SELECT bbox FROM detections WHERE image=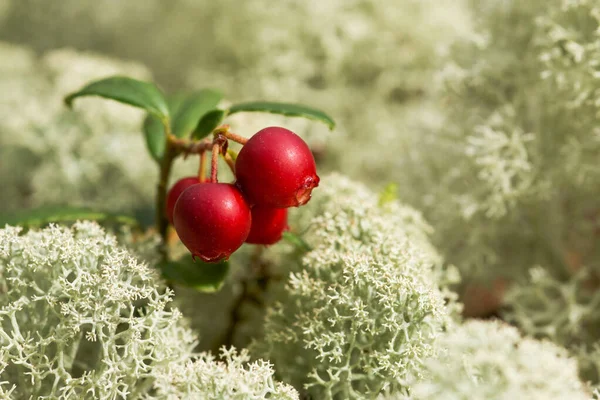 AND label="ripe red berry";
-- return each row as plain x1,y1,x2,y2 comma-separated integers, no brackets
166,176,202,224
235,126,320,208
246,207,289,245
173,183,251,262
